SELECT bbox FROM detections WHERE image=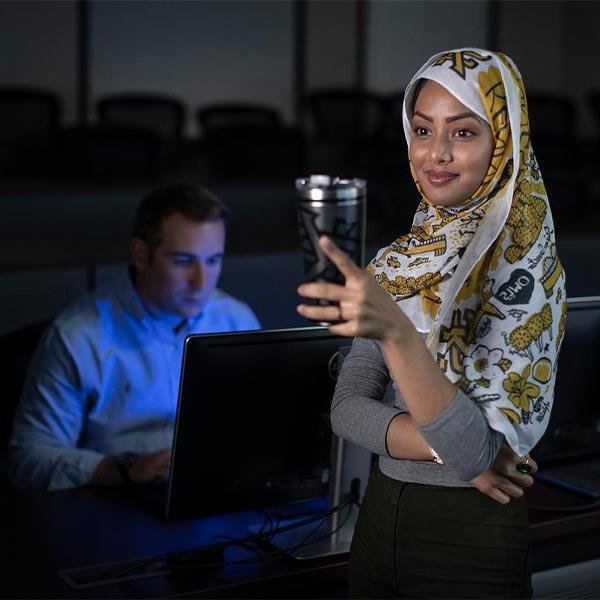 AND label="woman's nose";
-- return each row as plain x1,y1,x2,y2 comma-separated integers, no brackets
429,135,452,163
